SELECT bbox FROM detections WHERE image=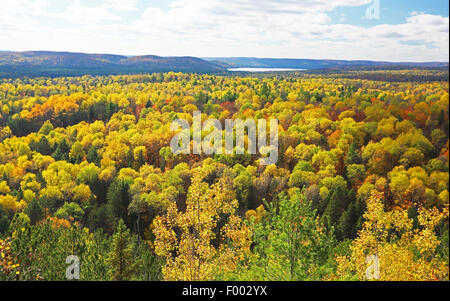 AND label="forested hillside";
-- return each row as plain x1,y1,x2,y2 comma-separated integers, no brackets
205,57,449,70
0,52,226,78
0,71,448,281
